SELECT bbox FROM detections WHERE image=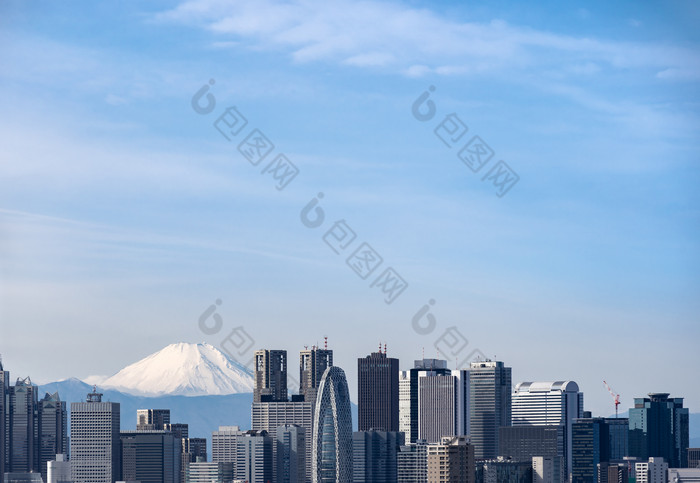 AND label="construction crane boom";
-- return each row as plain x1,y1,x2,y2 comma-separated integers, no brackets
603,380,621,418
